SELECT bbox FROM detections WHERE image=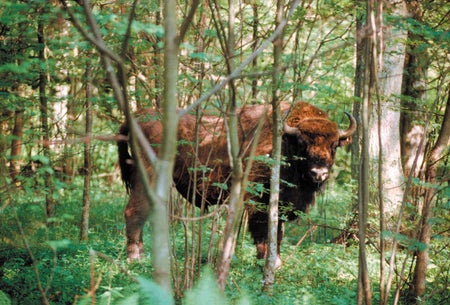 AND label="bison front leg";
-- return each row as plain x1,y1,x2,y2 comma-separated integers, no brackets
248,211,284,269
124,193,150,260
